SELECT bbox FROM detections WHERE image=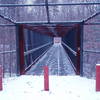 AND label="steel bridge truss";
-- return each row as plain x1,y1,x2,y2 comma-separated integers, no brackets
0,1,100,76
